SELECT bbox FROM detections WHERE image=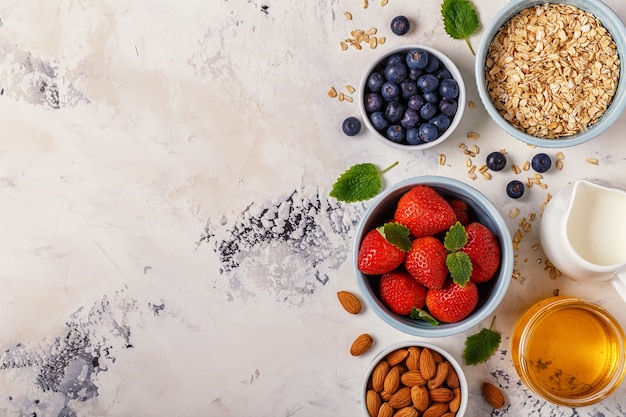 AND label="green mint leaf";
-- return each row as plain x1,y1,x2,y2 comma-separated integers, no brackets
377,222,412,252
444,221,467,252
463,317,501,365
441,0,480,55
410,308,440,326
329,161,398,202
446,251,472,286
